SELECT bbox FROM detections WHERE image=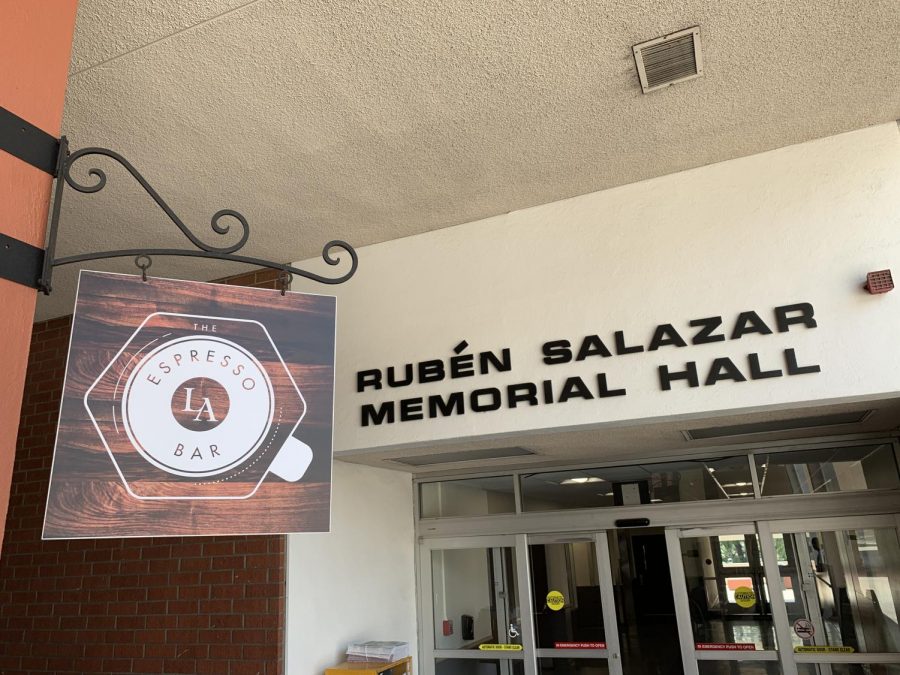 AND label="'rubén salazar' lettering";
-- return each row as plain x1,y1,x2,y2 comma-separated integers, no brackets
541,302,816,364
356,340,511,392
